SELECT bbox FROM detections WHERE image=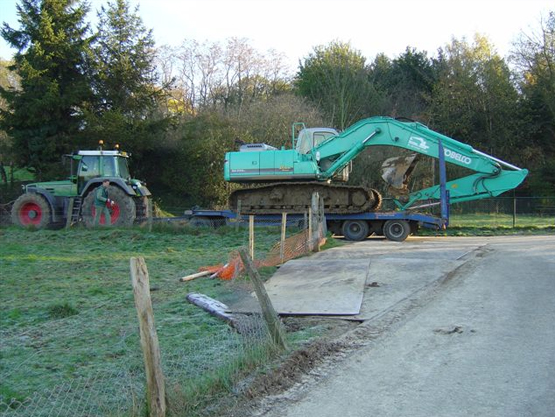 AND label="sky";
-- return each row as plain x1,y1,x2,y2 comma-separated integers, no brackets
0,0,553,70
